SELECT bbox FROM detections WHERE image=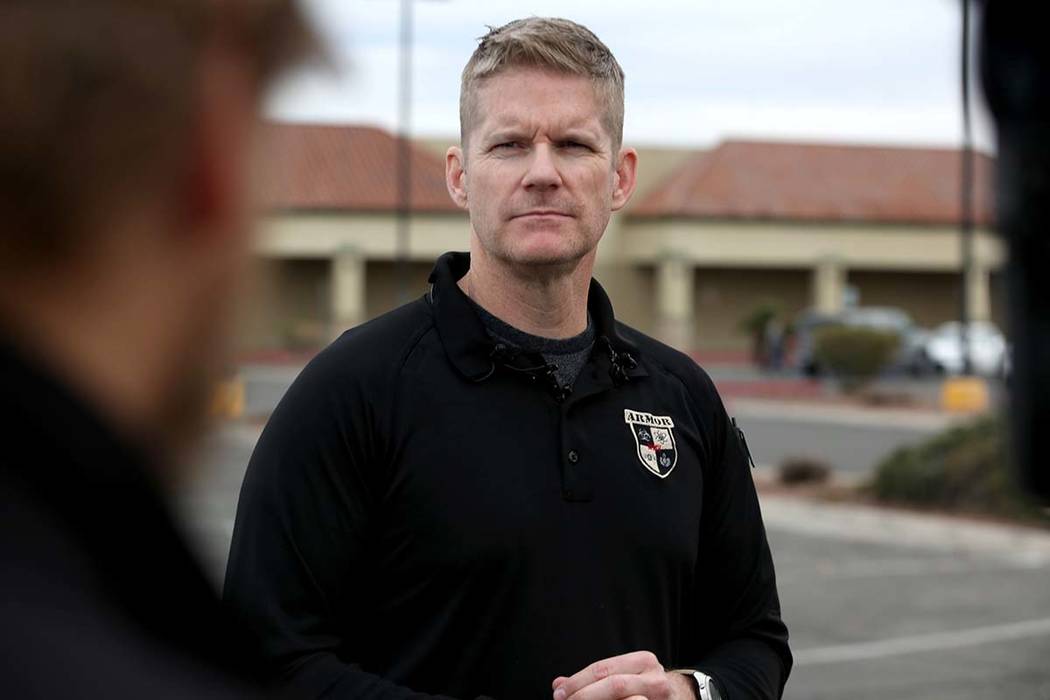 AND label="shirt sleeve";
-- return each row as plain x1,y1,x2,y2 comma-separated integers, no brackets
681,371,793,699
221,350,462,700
